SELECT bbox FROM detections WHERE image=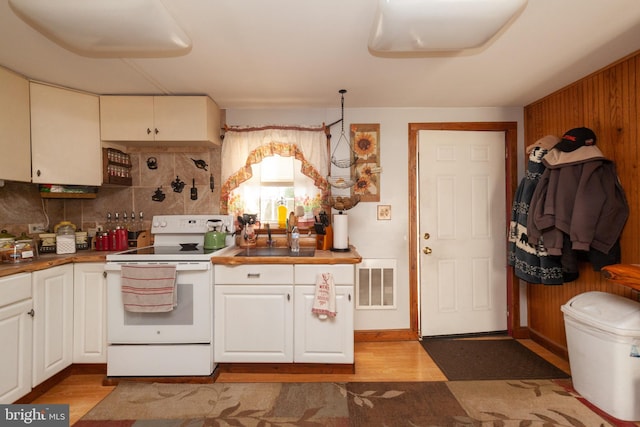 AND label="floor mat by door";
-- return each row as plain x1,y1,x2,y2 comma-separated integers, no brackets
420,338,571,381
